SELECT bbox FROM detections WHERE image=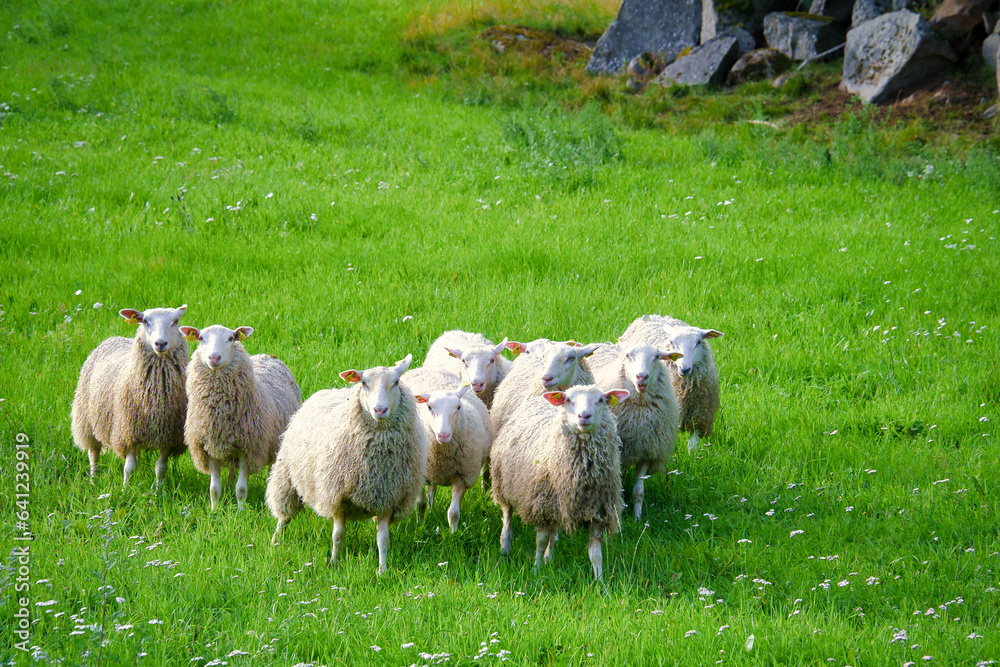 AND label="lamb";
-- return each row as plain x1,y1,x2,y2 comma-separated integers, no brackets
265,355,426,575
422,330,512,409
489,341,600,438
401,366,492,533
490,384,630,580
71,304,190,488
620,315,724,452
589,342,683,520
180,325,301,510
